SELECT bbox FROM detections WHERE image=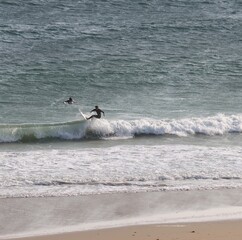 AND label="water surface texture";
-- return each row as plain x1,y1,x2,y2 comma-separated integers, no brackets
0,0,242,198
